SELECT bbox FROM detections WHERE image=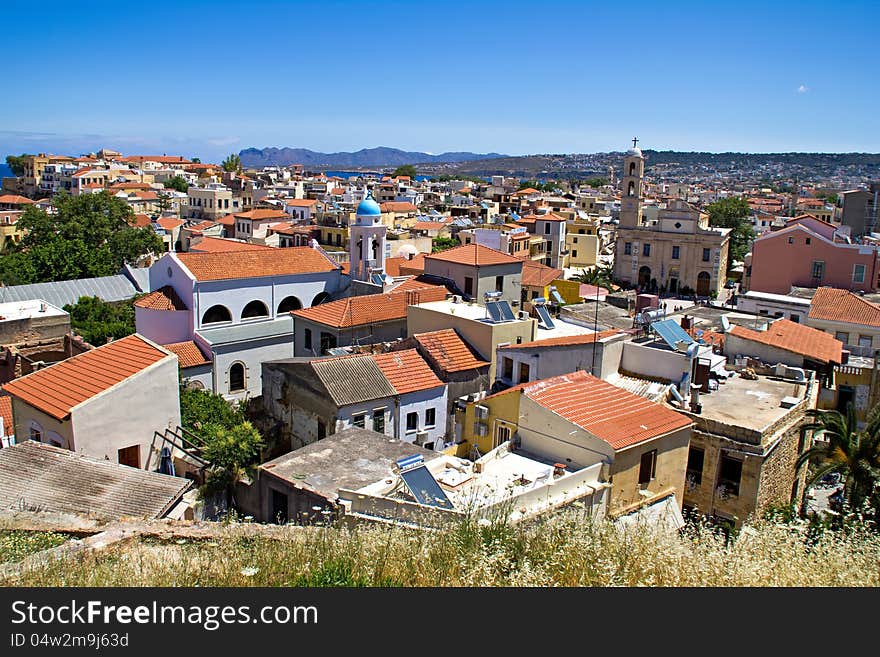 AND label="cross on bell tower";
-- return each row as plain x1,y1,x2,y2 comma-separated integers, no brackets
619,139,645,229
632,137,639,149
